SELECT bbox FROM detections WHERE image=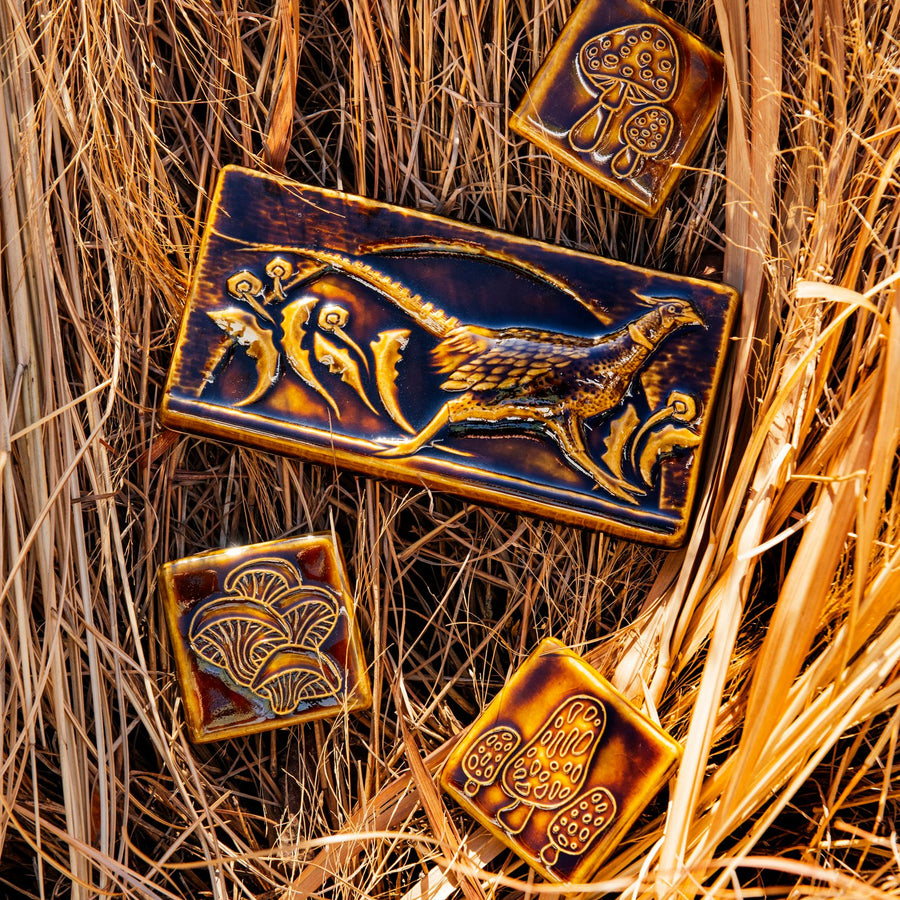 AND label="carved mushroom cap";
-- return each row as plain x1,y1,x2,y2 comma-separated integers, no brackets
501,695,606,810
272,587,340,650
461,725,522,792
621,104,675,157
542,786,617,865
579,24,678,104
222,557,302,605
189,598,290,687
251,645,342,715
